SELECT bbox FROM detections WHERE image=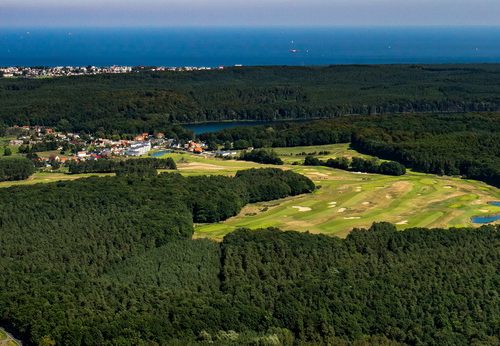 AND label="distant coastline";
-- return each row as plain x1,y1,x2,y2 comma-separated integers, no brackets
0,65,219,78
